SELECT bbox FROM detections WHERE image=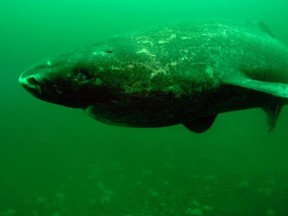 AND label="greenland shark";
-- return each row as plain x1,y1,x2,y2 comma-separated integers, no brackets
19,21,288,133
